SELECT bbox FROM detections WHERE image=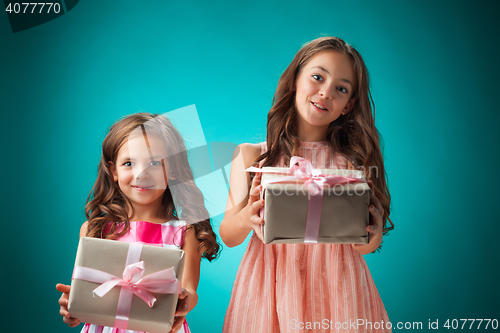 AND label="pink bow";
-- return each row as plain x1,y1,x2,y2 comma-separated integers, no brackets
288,156,364,194
88,261,180,306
